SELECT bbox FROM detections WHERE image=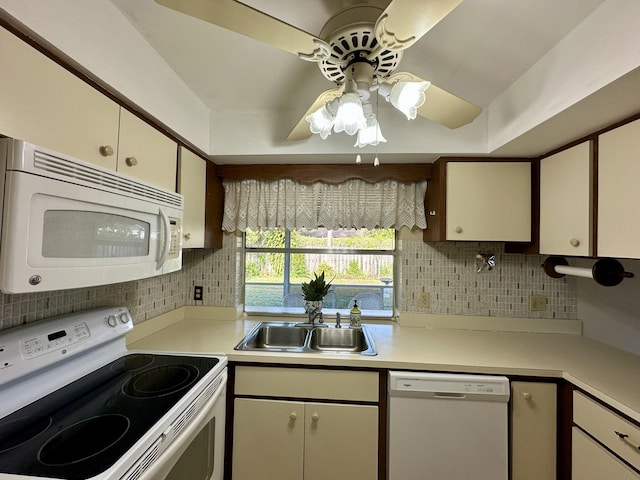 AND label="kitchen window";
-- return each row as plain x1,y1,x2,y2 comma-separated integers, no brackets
244,228,395,317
